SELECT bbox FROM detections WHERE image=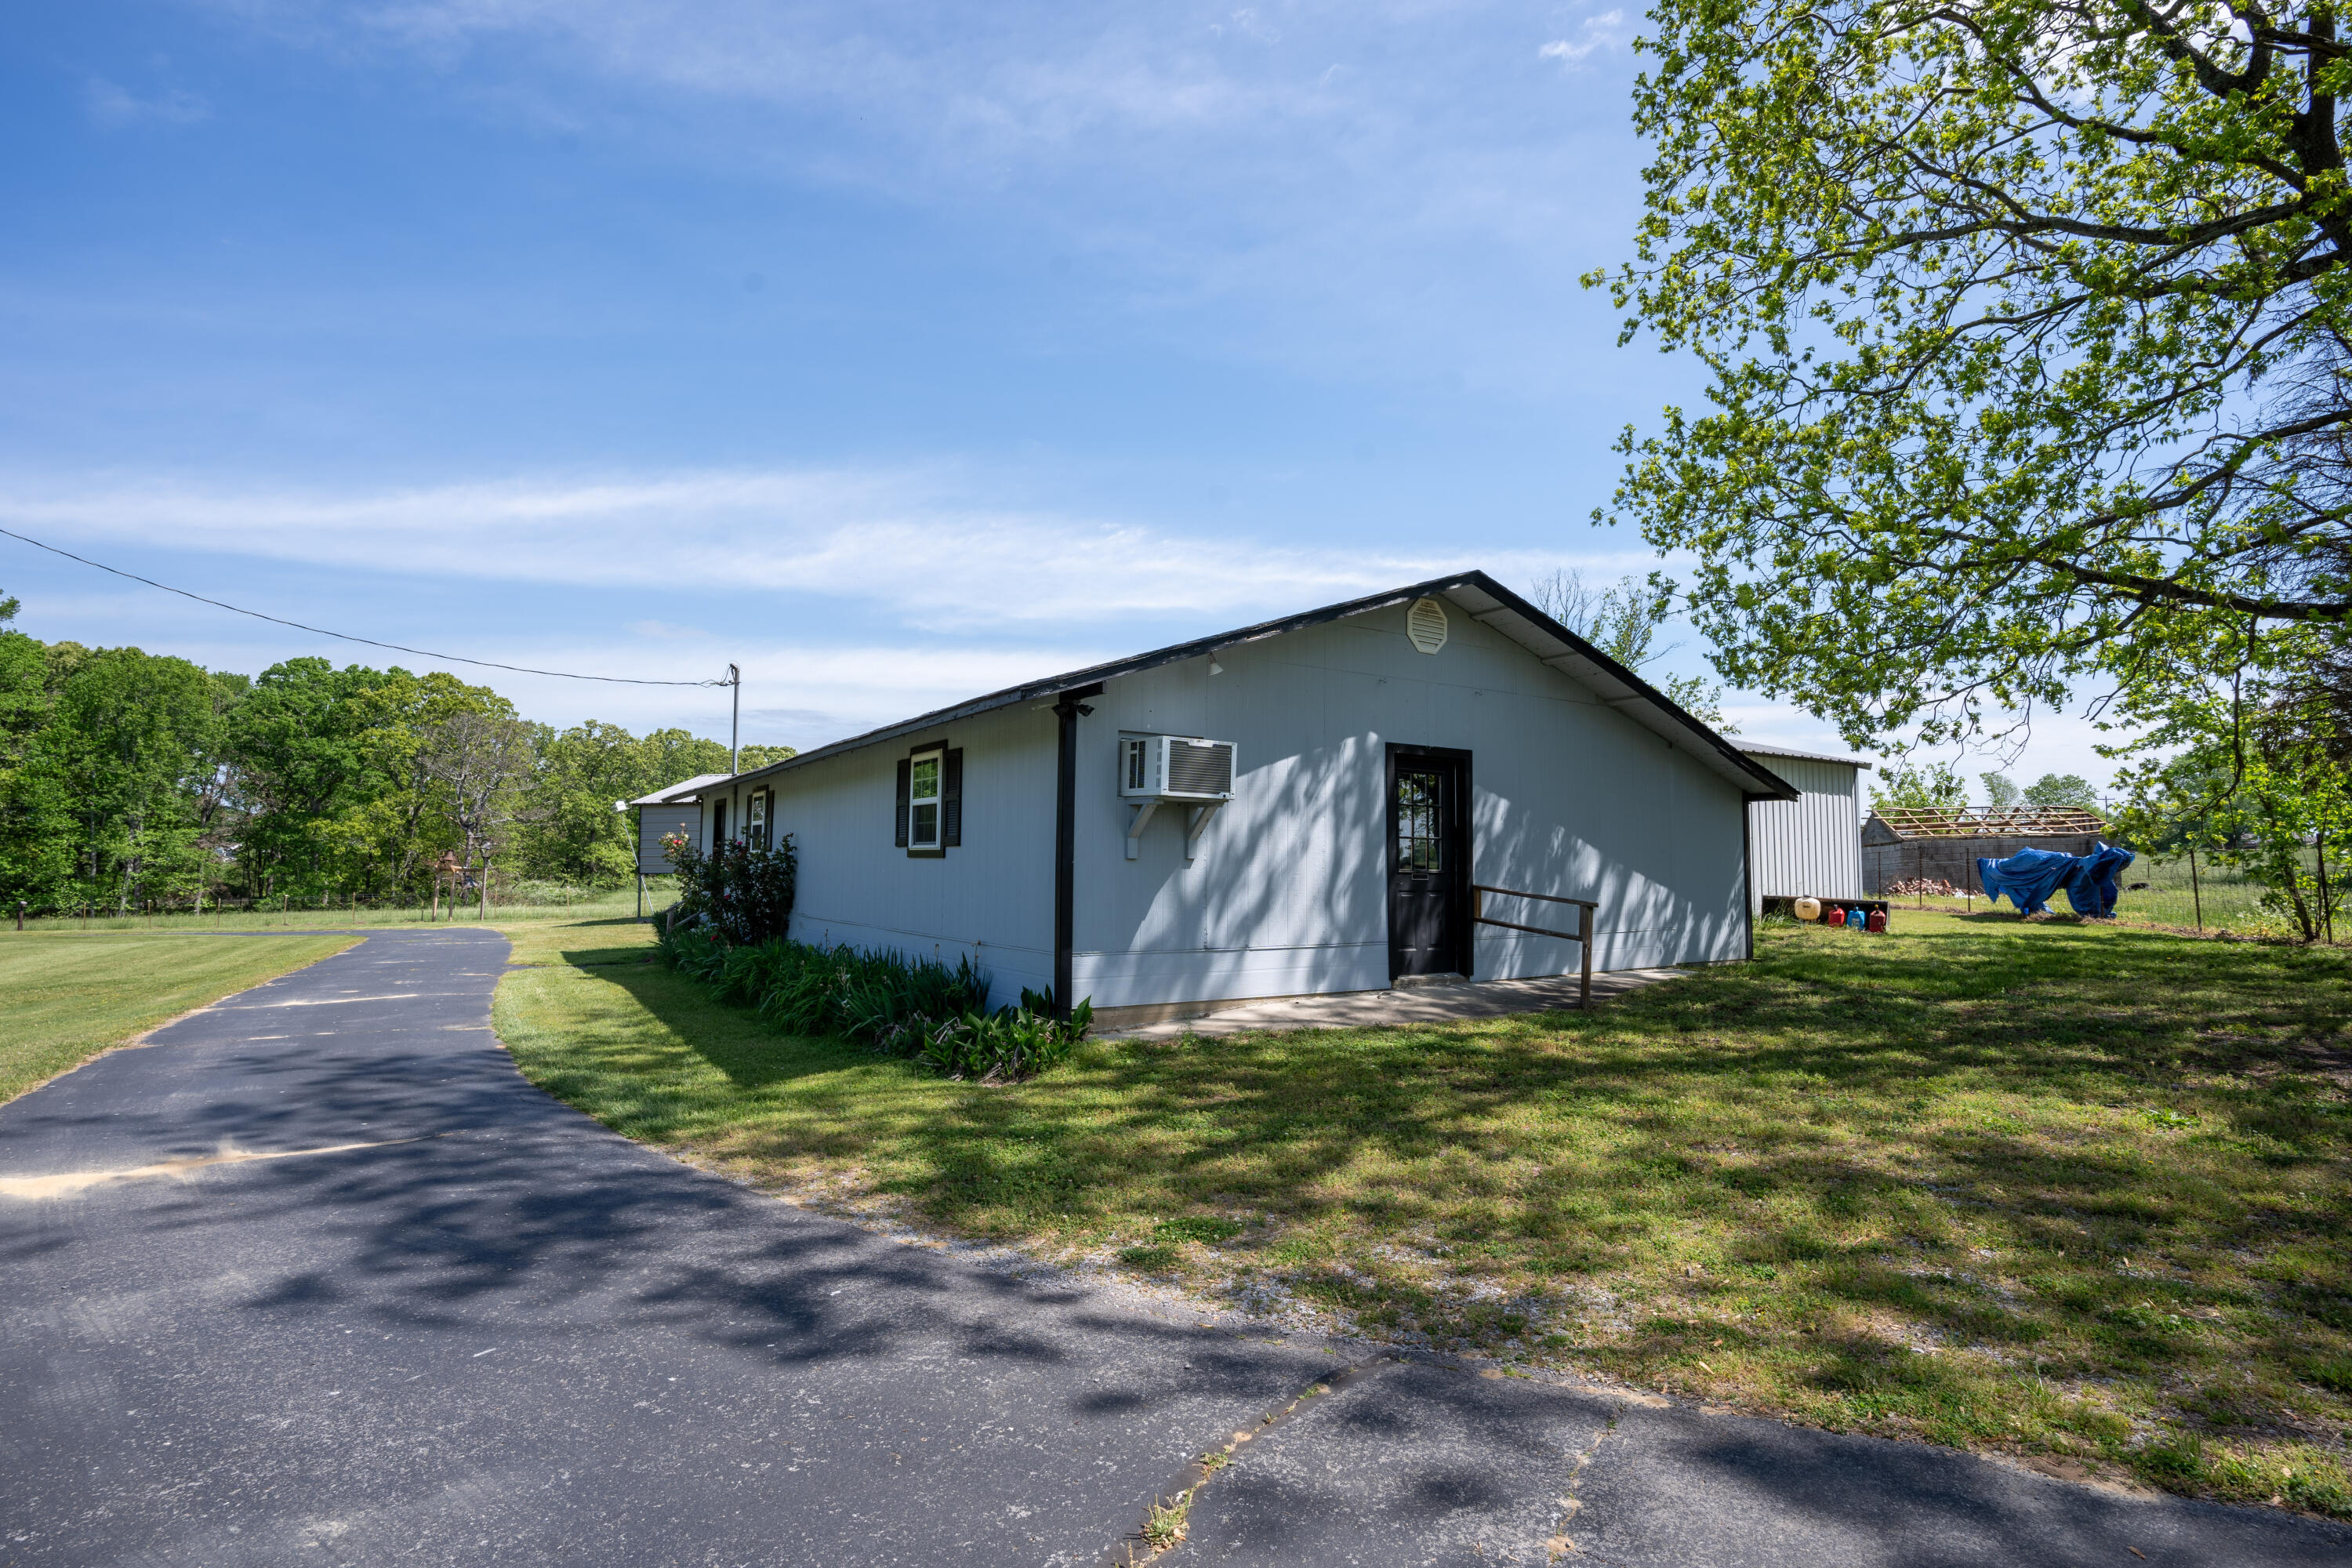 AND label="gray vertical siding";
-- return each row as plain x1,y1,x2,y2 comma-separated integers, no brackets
692,600,1756,1014
1069,604,1751,1009
1744,755,1864,906
700,703,1059,1010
